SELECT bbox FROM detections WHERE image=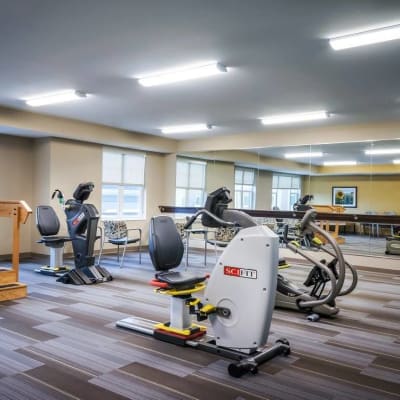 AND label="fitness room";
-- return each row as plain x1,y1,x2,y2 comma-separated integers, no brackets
0,2,399,399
